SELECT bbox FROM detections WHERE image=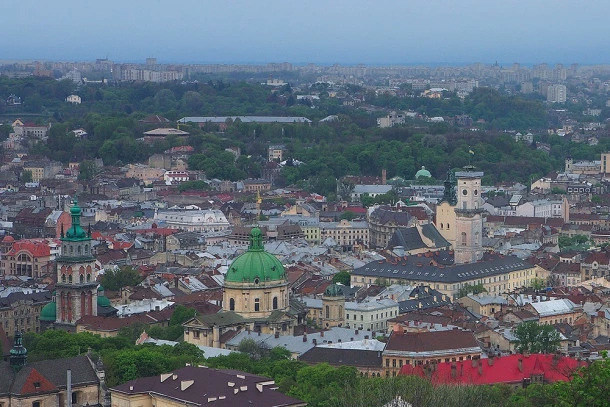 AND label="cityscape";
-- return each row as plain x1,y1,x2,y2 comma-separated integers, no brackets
1,2,610,407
